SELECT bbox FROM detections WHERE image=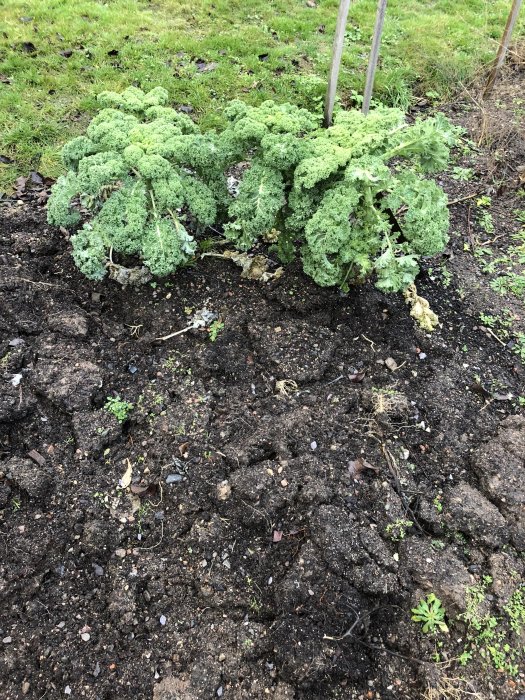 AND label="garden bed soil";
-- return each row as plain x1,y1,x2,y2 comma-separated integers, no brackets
1,70,525,700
